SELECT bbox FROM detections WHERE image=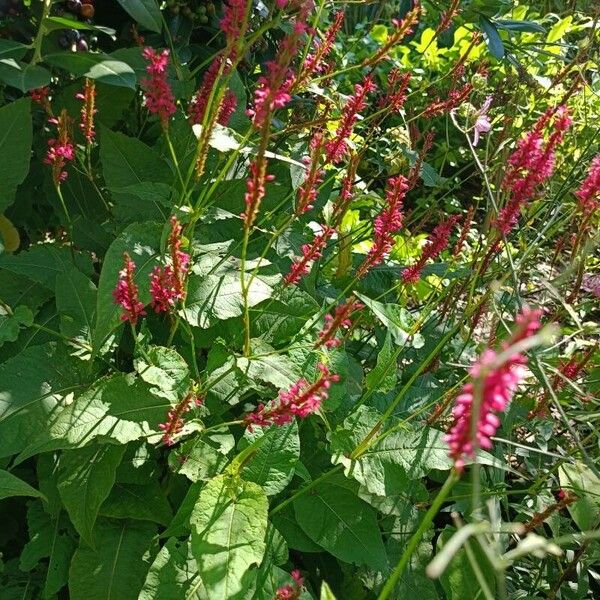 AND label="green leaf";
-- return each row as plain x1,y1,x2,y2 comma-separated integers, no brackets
68,520,157,600
171,433,234,482
494,19,546,33
182,272,274,328
241,422,300,496
99,482,173,526
139,538,207,599
331,406,452,497
134,346,191,399
116,0,163,33
19,502,75,598
162,481,203,539
57,445,125,545
93,222,161,352
0,39,29,61
44,53,136,88
0,305,33,347
320,582,337,600
355,292,422,347
55,269,97,344
559,461,600,531
0,98,33,210
16,374,168,460
294,475,387,571
0,343,85,459
0,469,44,500
190,474,268,599
365,332,397,394
0,59,51,92
271,505,322,553
546,15,573,43
479,16,505,59
43,16,117,37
